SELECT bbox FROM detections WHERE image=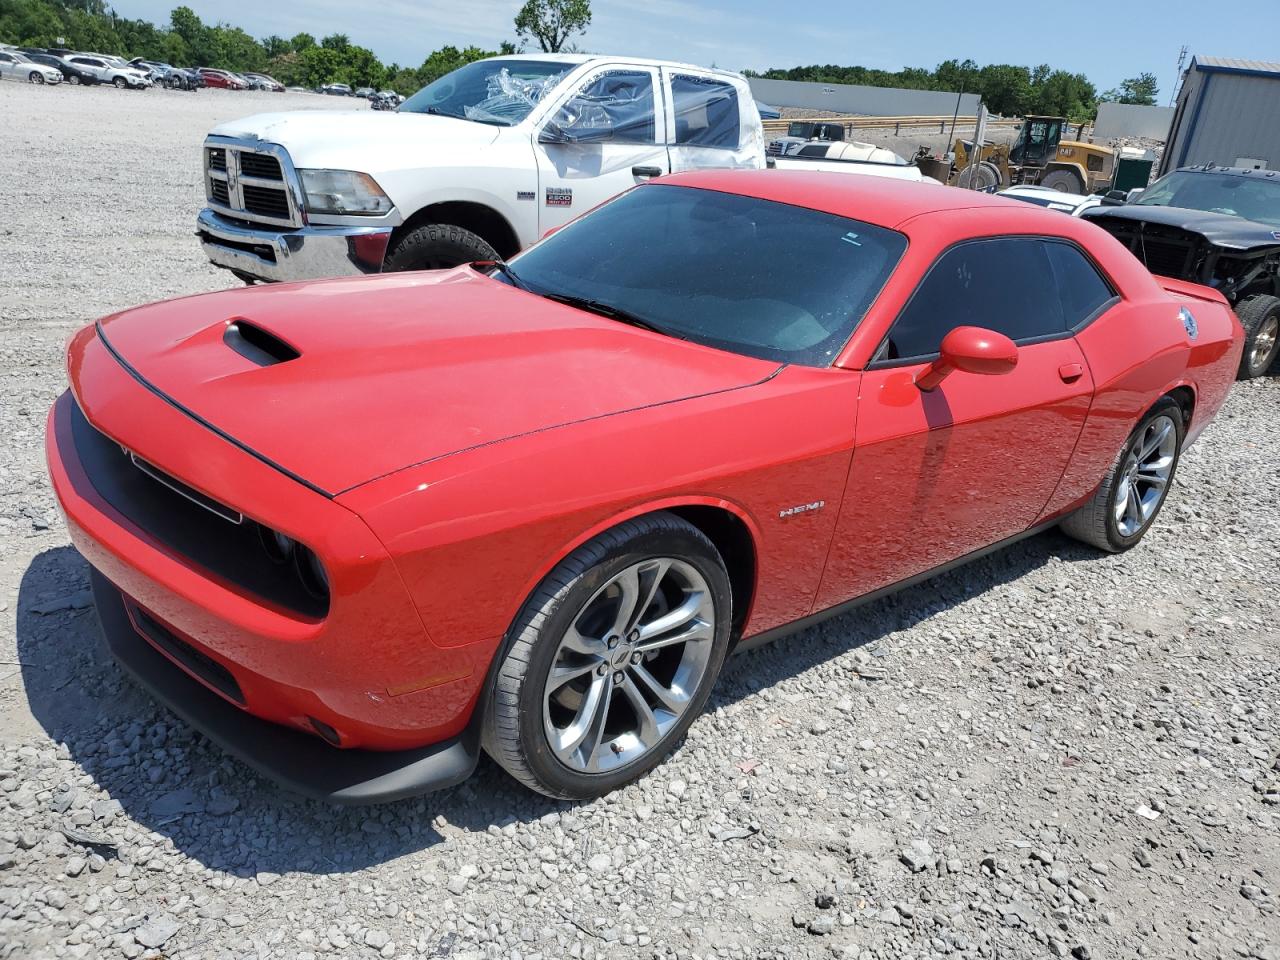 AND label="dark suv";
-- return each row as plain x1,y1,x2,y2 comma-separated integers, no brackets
1084,164,1280,378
